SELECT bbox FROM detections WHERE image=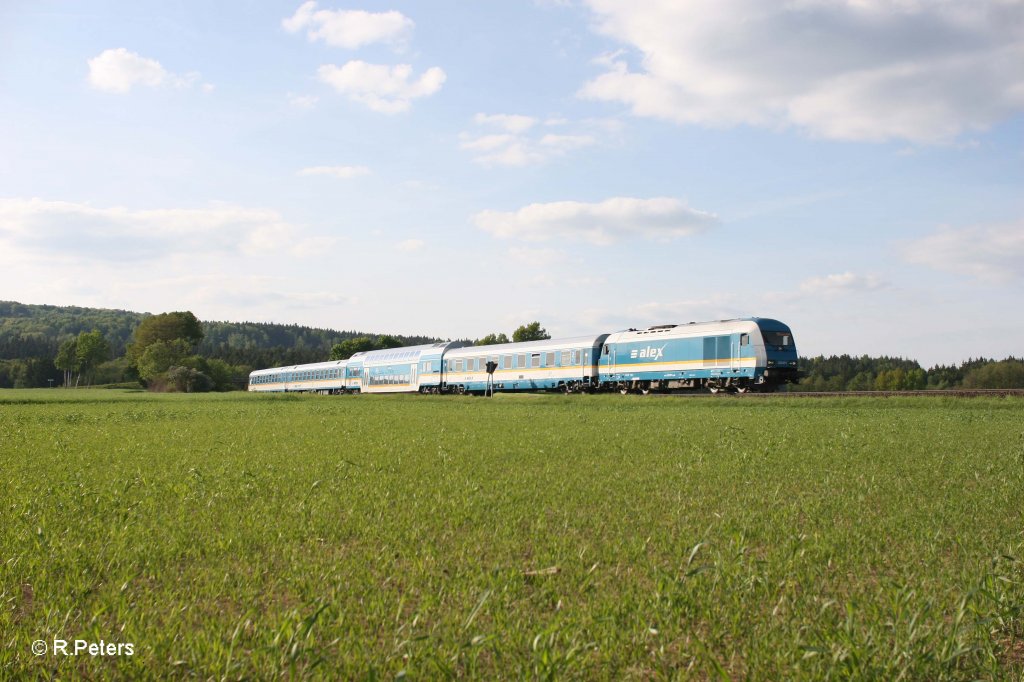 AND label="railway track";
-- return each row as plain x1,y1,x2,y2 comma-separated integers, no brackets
647,388,1024,398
